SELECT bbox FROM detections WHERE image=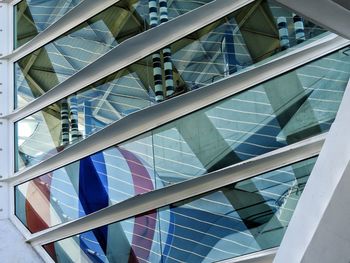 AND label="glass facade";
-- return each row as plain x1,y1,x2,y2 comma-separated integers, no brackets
42,157,317,263
14,0,83,48
14,0,328,171
14,0,215,108
15,47,349,230
7,0,350,261
14,0,326,109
